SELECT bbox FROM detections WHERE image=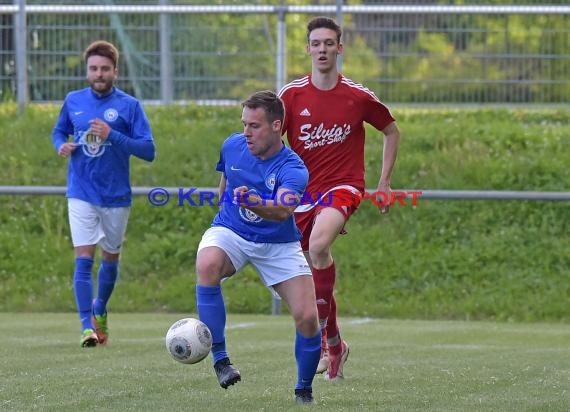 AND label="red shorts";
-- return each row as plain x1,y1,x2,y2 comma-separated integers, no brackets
295,189,359,252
